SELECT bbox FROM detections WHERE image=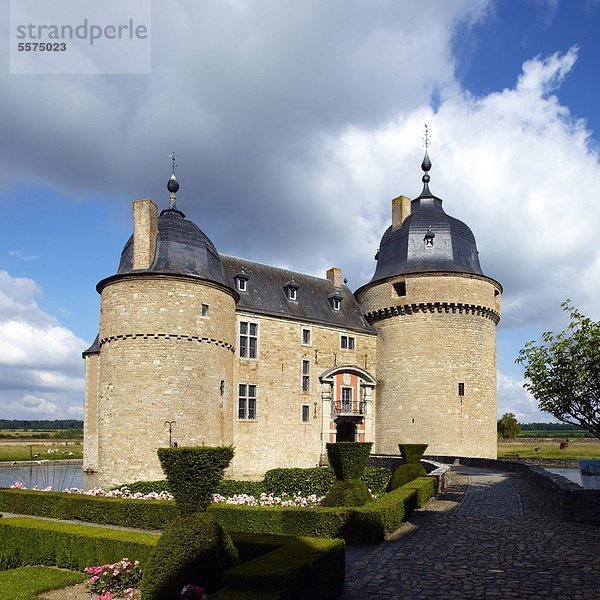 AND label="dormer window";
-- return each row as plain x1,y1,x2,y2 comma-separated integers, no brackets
235,271,249,292
328,292,342,311
424,227,435,248
284,279,299,302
